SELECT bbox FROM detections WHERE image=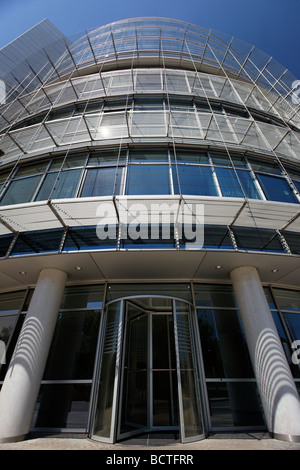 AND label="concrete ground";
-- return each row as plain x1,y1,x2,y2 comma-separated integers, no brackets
1,432,300,450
